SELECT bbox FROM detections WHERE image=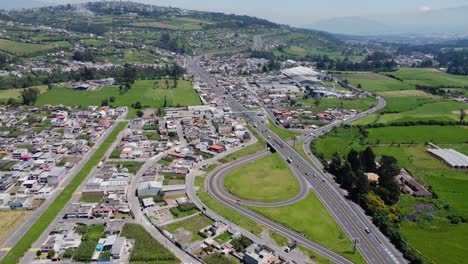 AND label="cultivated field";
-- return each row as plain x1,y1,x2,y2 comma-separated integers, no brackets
35,80,201,113
311,125,468,264
223,153,300,203
250,193,366,264
132,17,212,31
0,211,30,245
0,39,53,56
